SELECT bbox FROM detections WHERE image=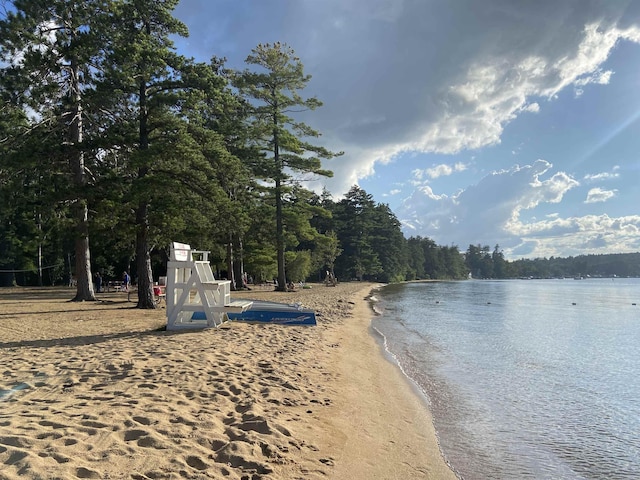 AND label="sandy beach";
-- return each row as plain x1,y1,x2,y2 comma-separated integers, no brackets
0,282,456,480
